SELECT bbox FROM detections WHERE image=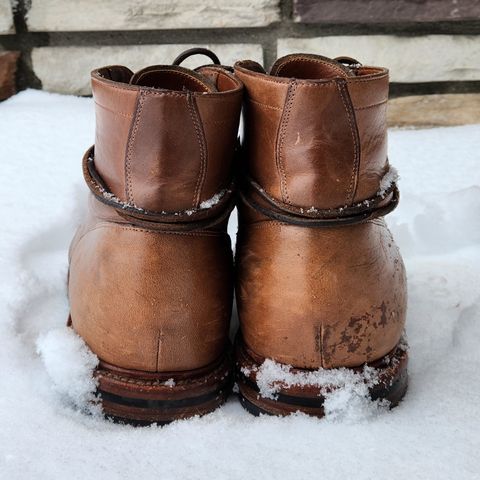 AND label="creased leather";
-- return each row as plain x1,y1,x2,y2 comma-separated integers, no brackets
69,64,242,372
234,55,407,369
91,65,243,212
